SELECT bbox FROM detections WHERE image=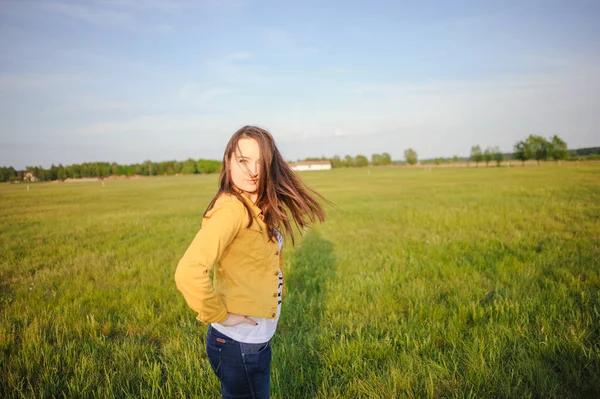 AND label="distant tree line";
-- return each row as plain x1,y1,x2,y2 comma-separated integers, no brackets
466,135,587,167
303,153,392,168
0,158,222,183
511,135,568,165
422,156,464,165
4,140,599,183
399,136,599,167
293,140,600,170
469,145,505,167
568,147,600,160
